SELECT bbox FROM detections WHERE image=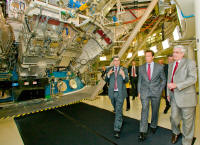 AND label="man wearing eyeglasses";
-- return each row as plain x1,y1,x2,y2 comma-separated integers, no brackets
105,55,129,139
